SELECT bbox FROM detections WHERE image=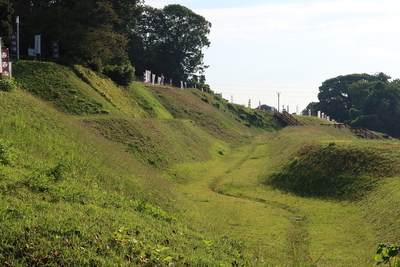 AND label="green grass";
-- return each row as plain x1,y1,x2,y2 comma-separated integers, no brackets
1,61,400,266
